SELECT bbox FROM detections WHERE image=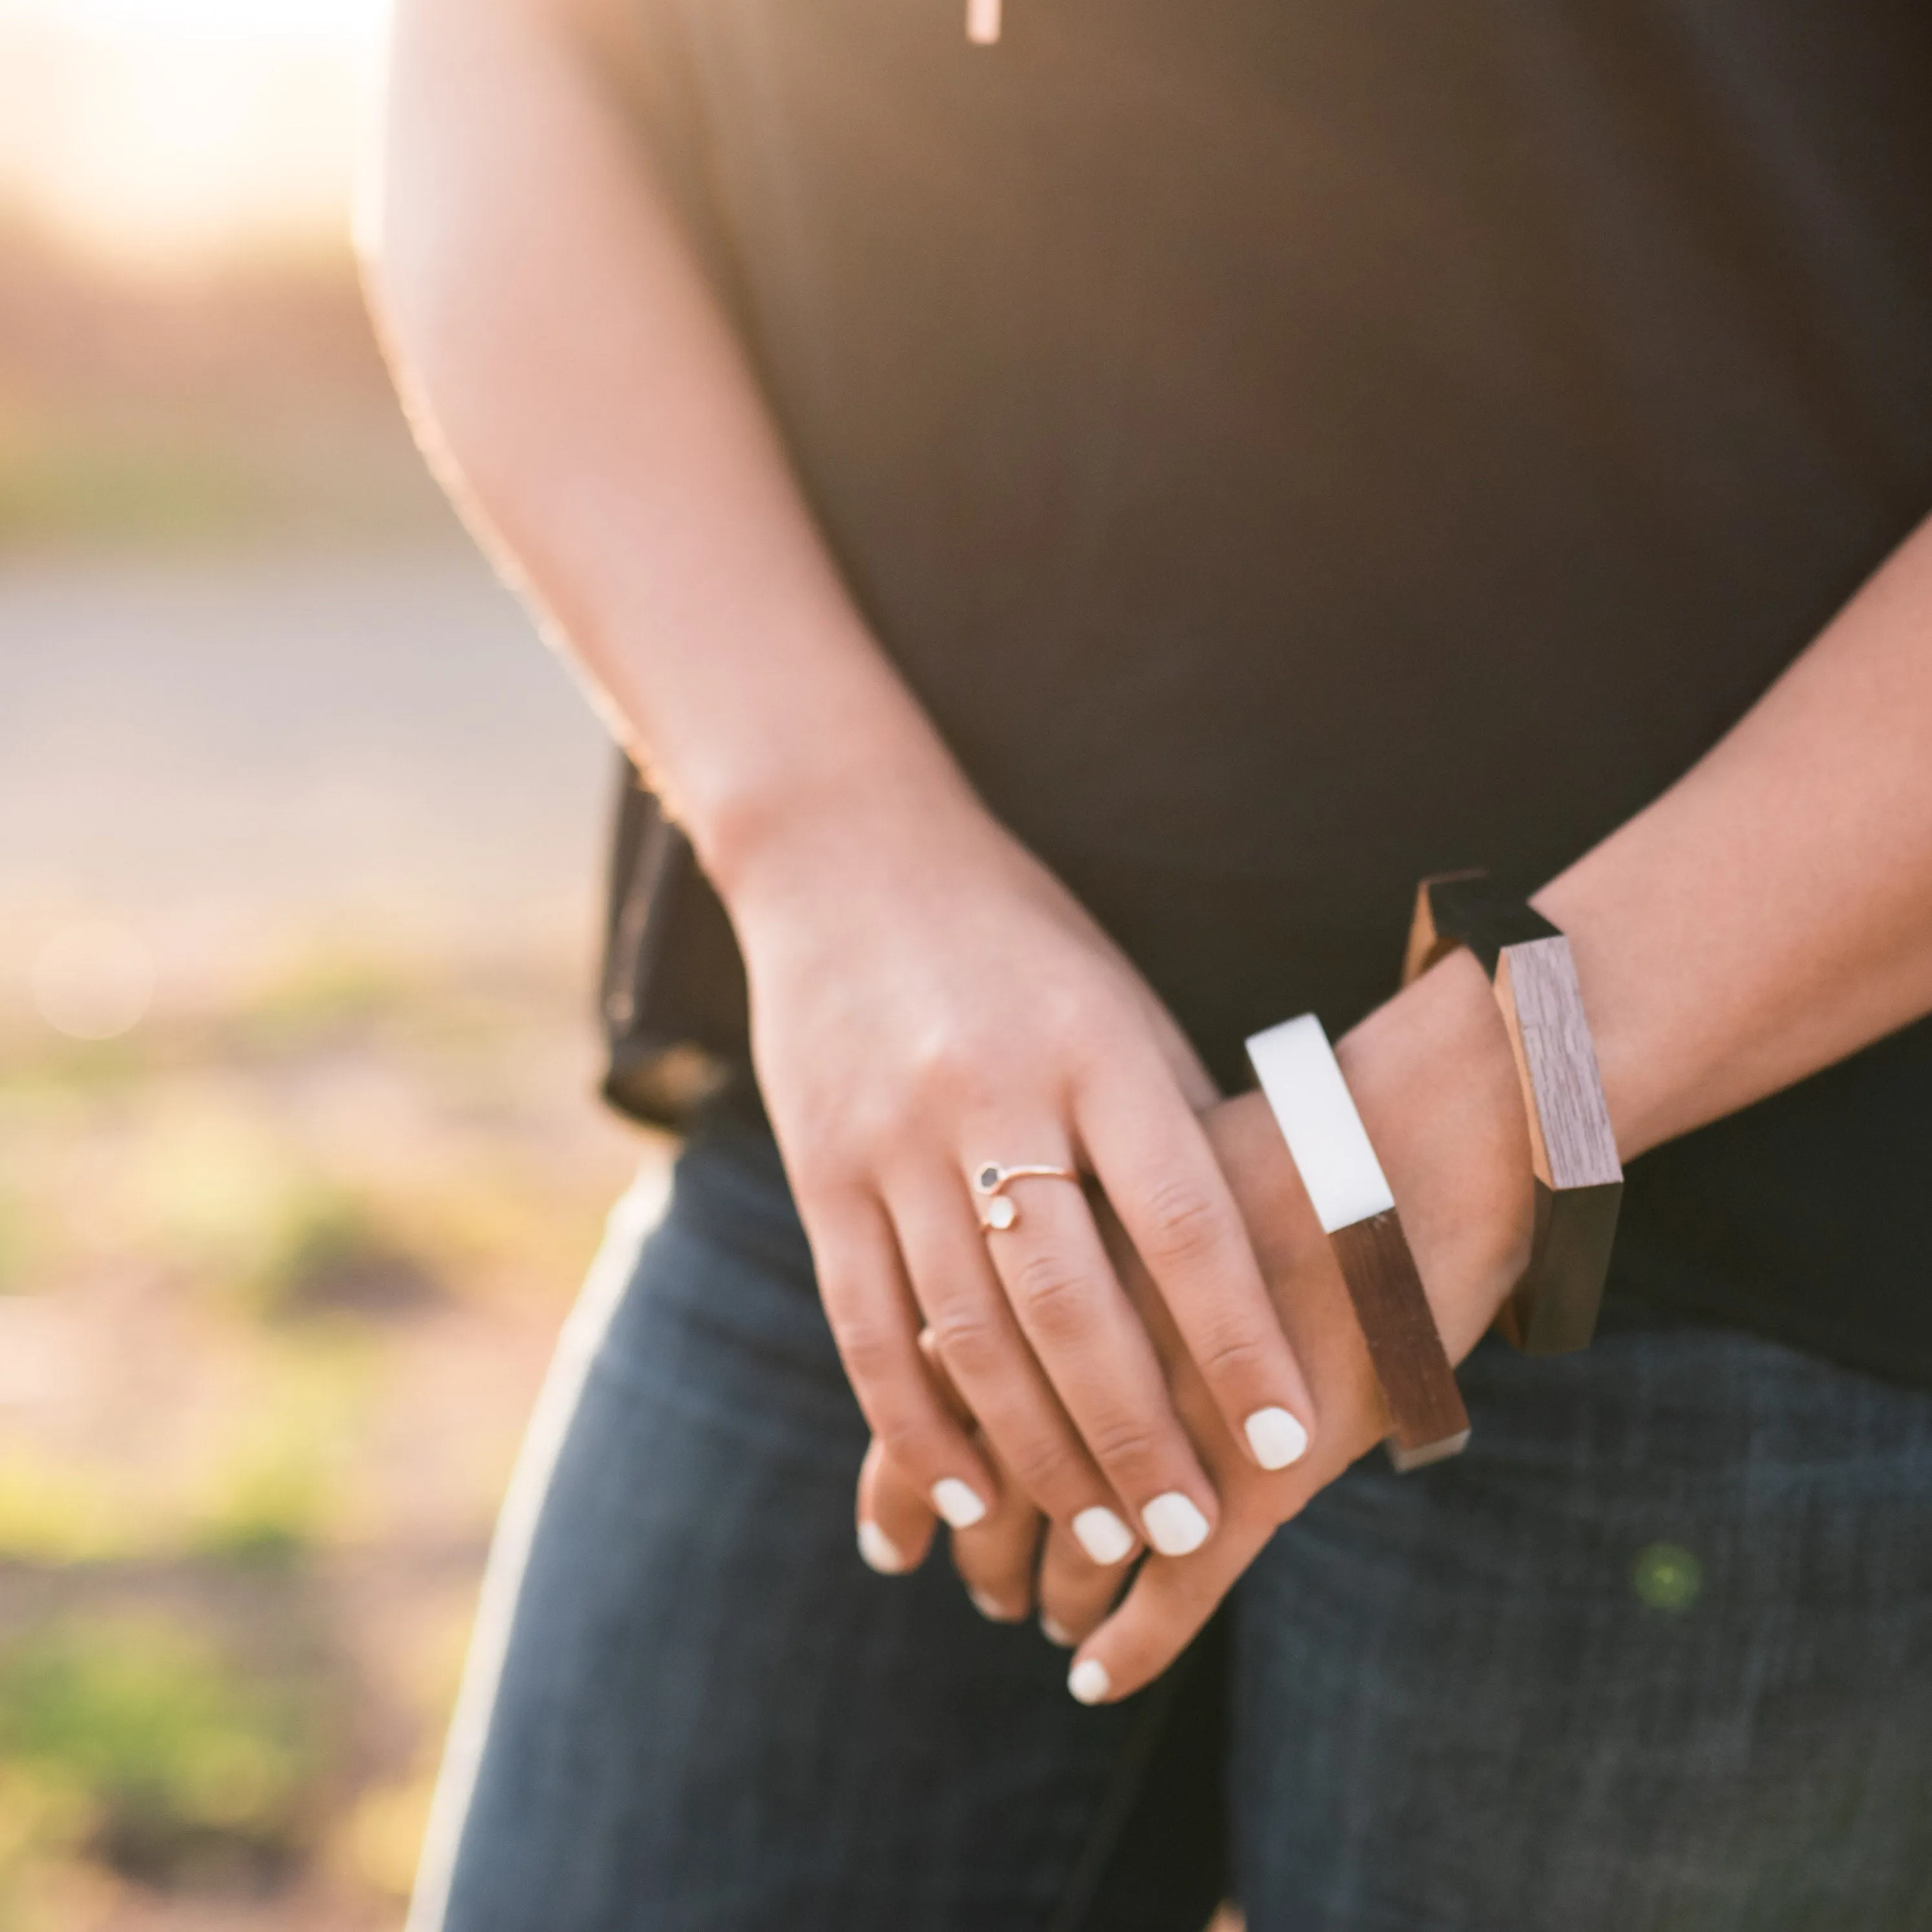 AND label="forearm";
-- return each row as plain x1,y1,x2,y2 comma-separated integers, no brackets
1297,513,1932,1364
364,0,971,892
1539,511,1932,1159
